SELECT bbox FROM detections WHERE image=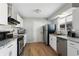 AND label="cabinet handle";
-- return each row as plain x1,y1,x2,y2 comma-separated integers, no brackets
8,45,13,48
